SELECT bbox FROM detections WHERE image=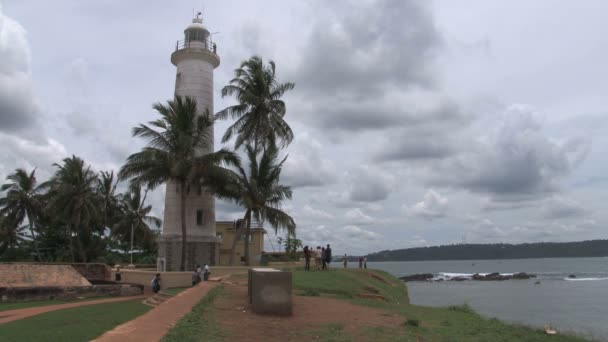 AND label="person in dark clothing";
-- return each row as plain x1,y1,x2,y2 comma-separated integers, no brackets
151,273,161,293
359,257,363,269
321,247,327,270
303,246,311,271
325,244,332,269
